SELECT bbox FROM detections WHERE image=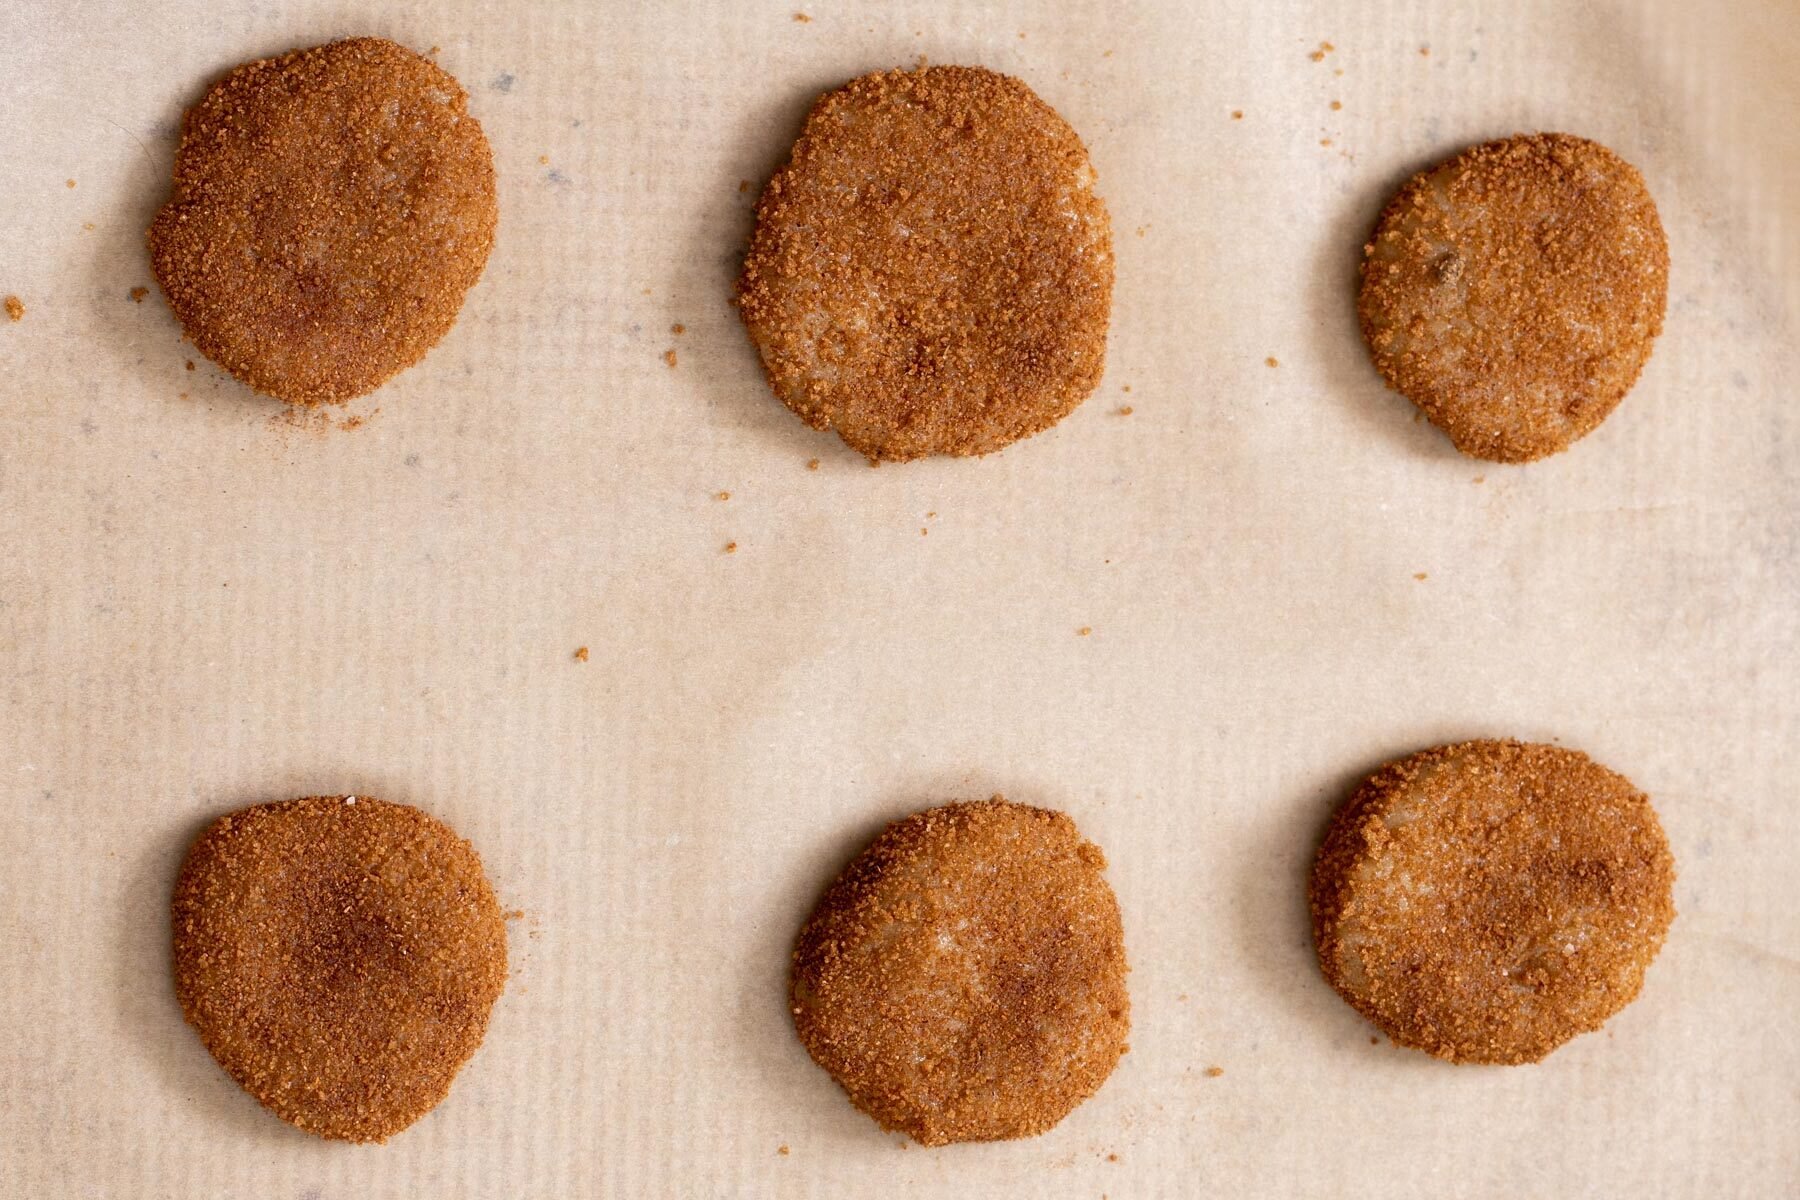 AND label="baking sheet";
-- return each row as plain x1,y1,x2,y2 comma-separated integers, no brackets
2,0,1797,1195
